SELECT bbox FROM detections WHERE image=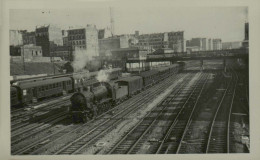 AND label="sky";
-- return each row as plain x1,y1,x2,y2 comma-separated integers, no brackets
9,6,248,42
